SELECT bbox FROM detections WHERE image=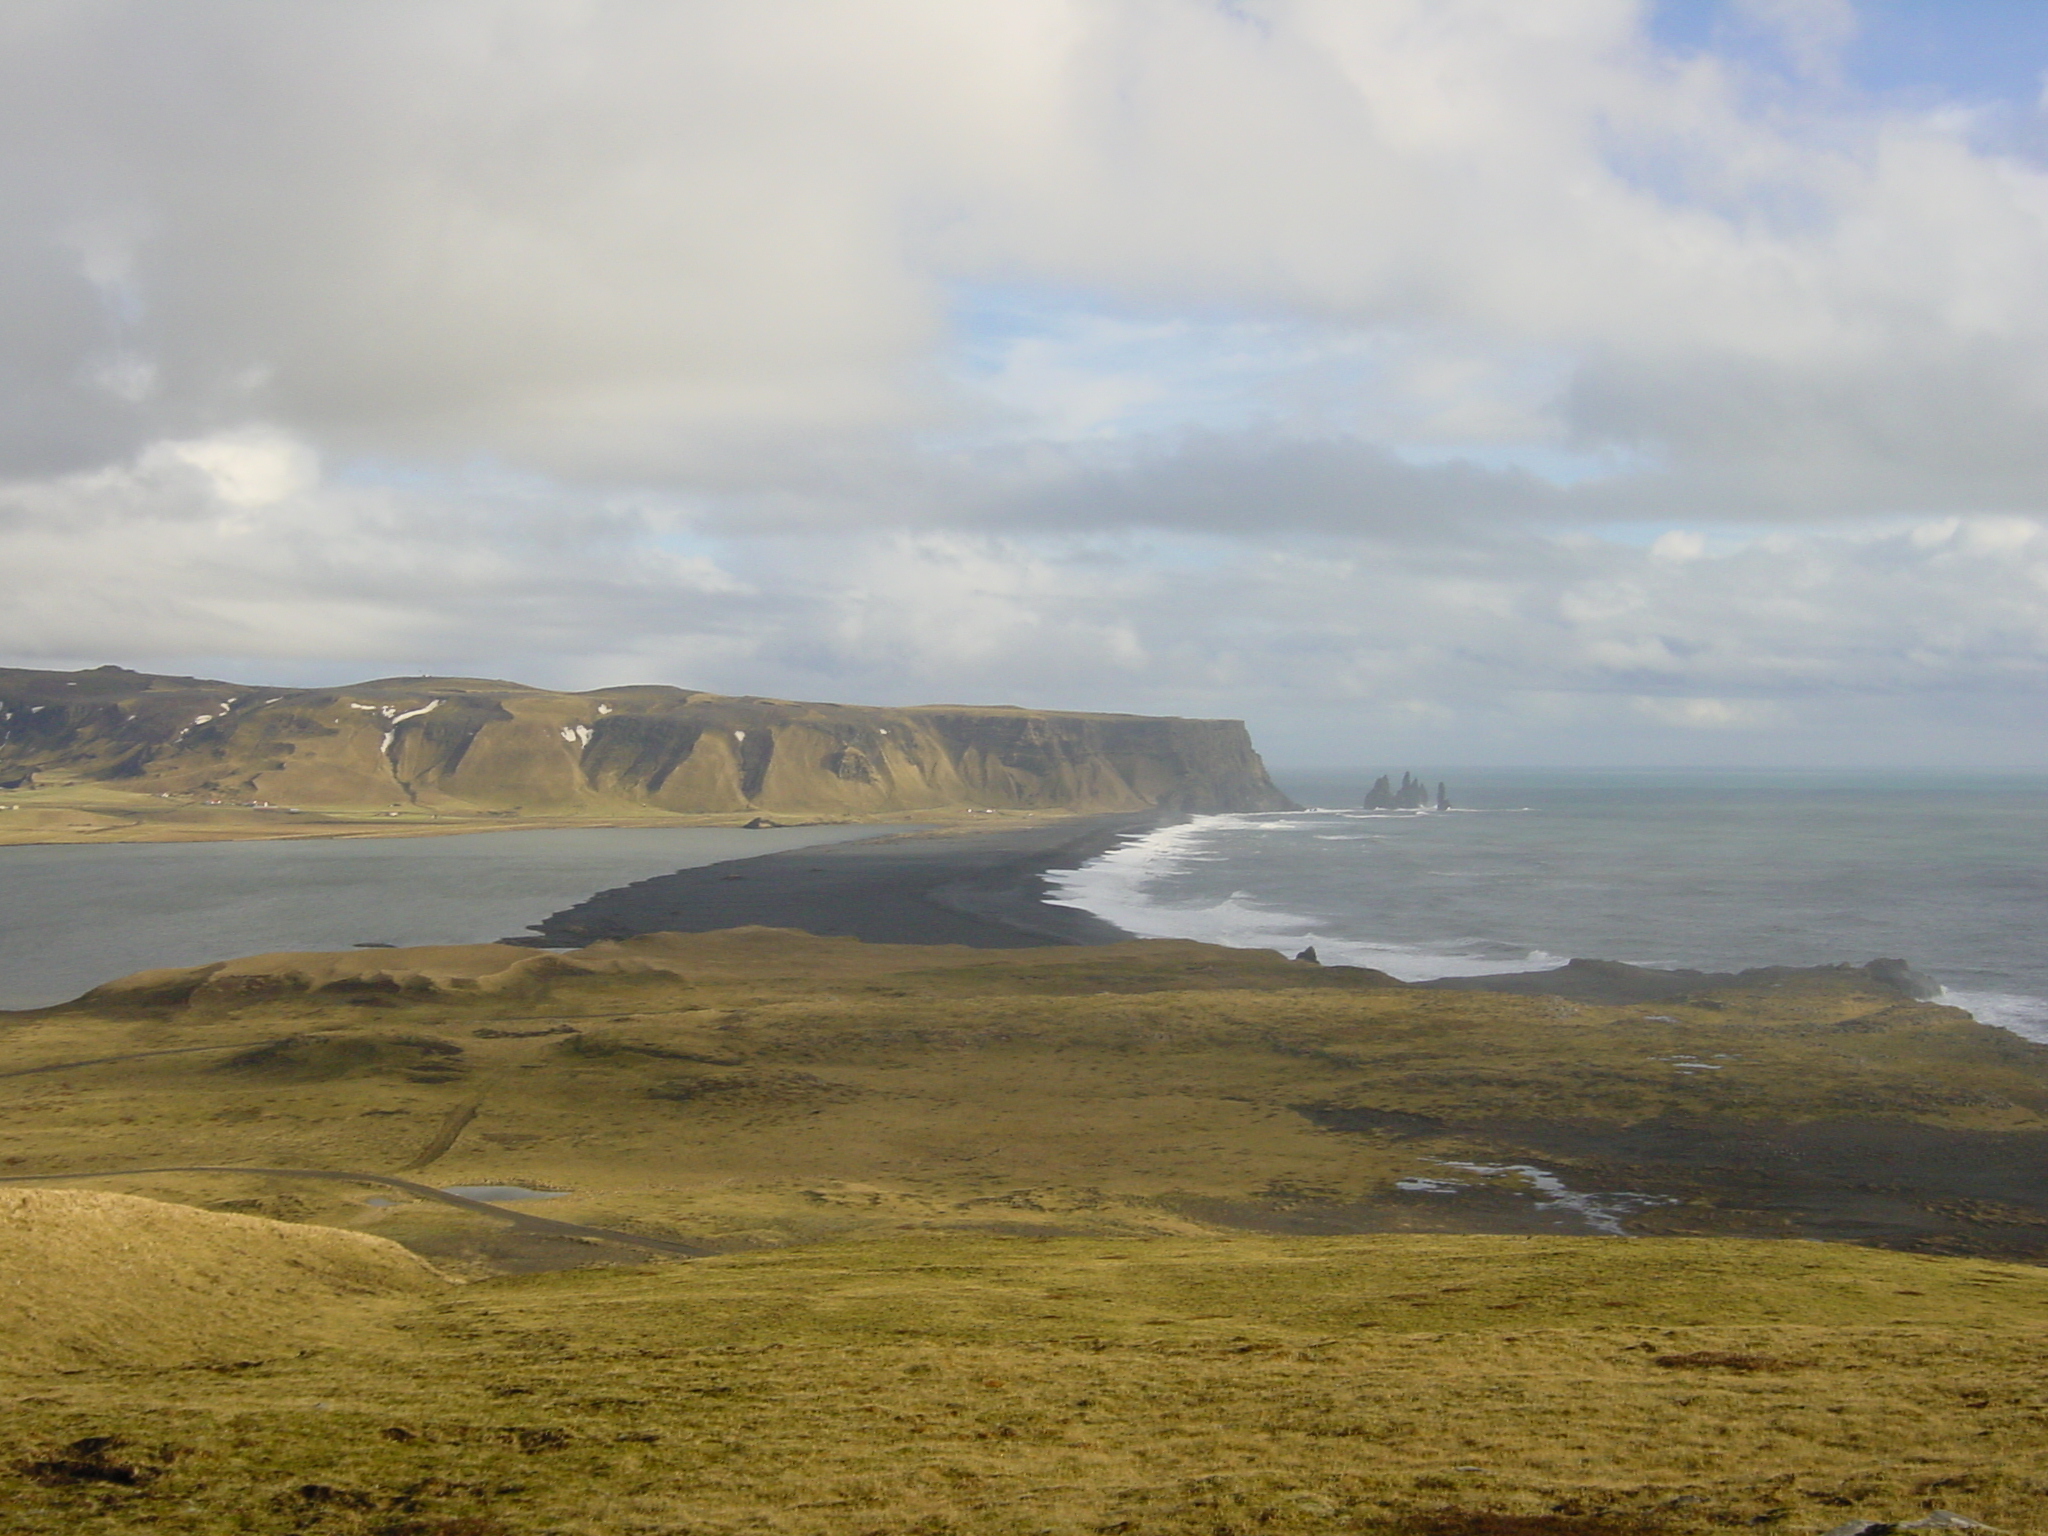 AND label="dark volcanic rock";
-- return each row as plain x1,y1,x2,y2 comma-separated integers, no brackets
513,814,1158,950
1364,771,1439,810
